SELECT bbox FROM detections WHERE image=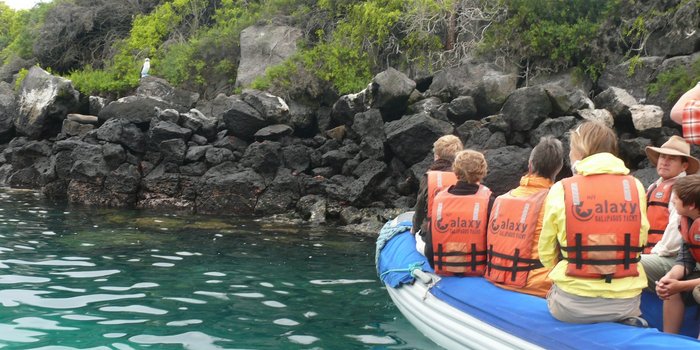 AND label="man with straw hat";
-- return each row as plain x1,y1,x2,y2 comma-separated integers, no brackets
641,135,700,292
